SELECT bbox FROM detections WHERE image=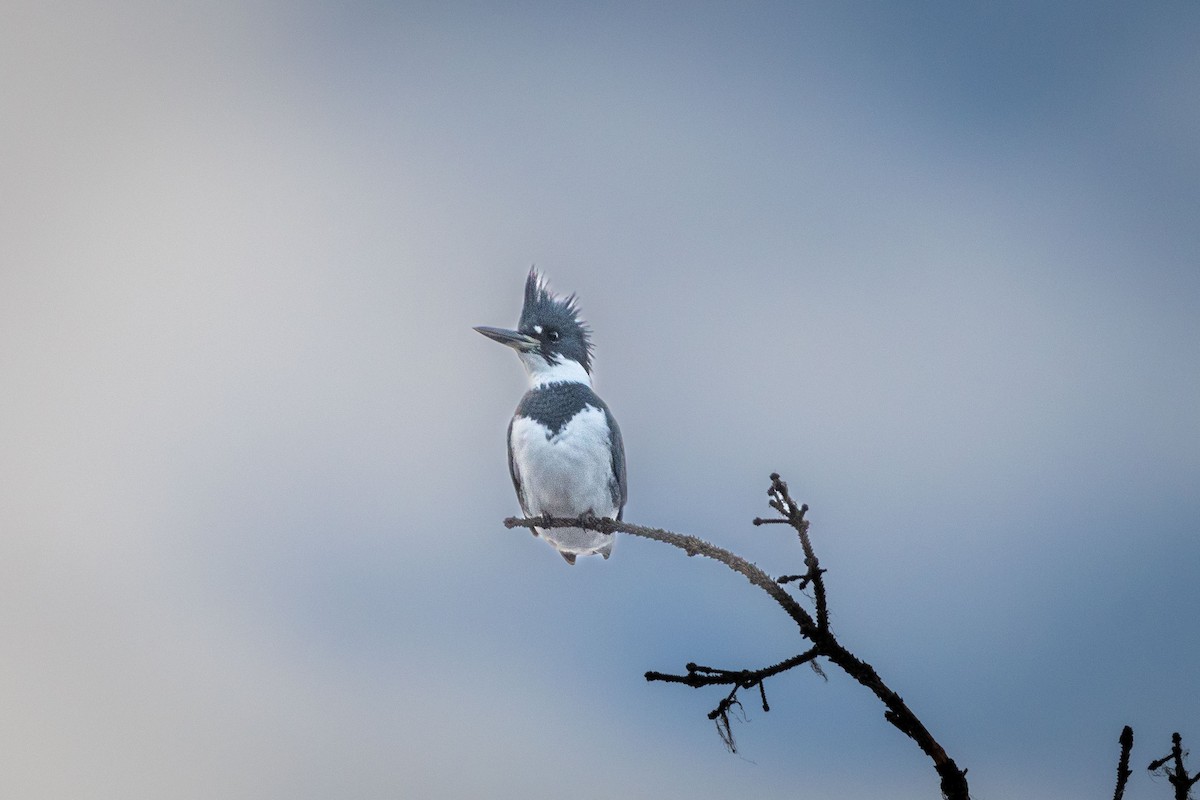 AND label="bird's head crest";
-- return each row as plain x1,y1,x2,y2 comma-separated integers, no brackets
518,267,593,373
